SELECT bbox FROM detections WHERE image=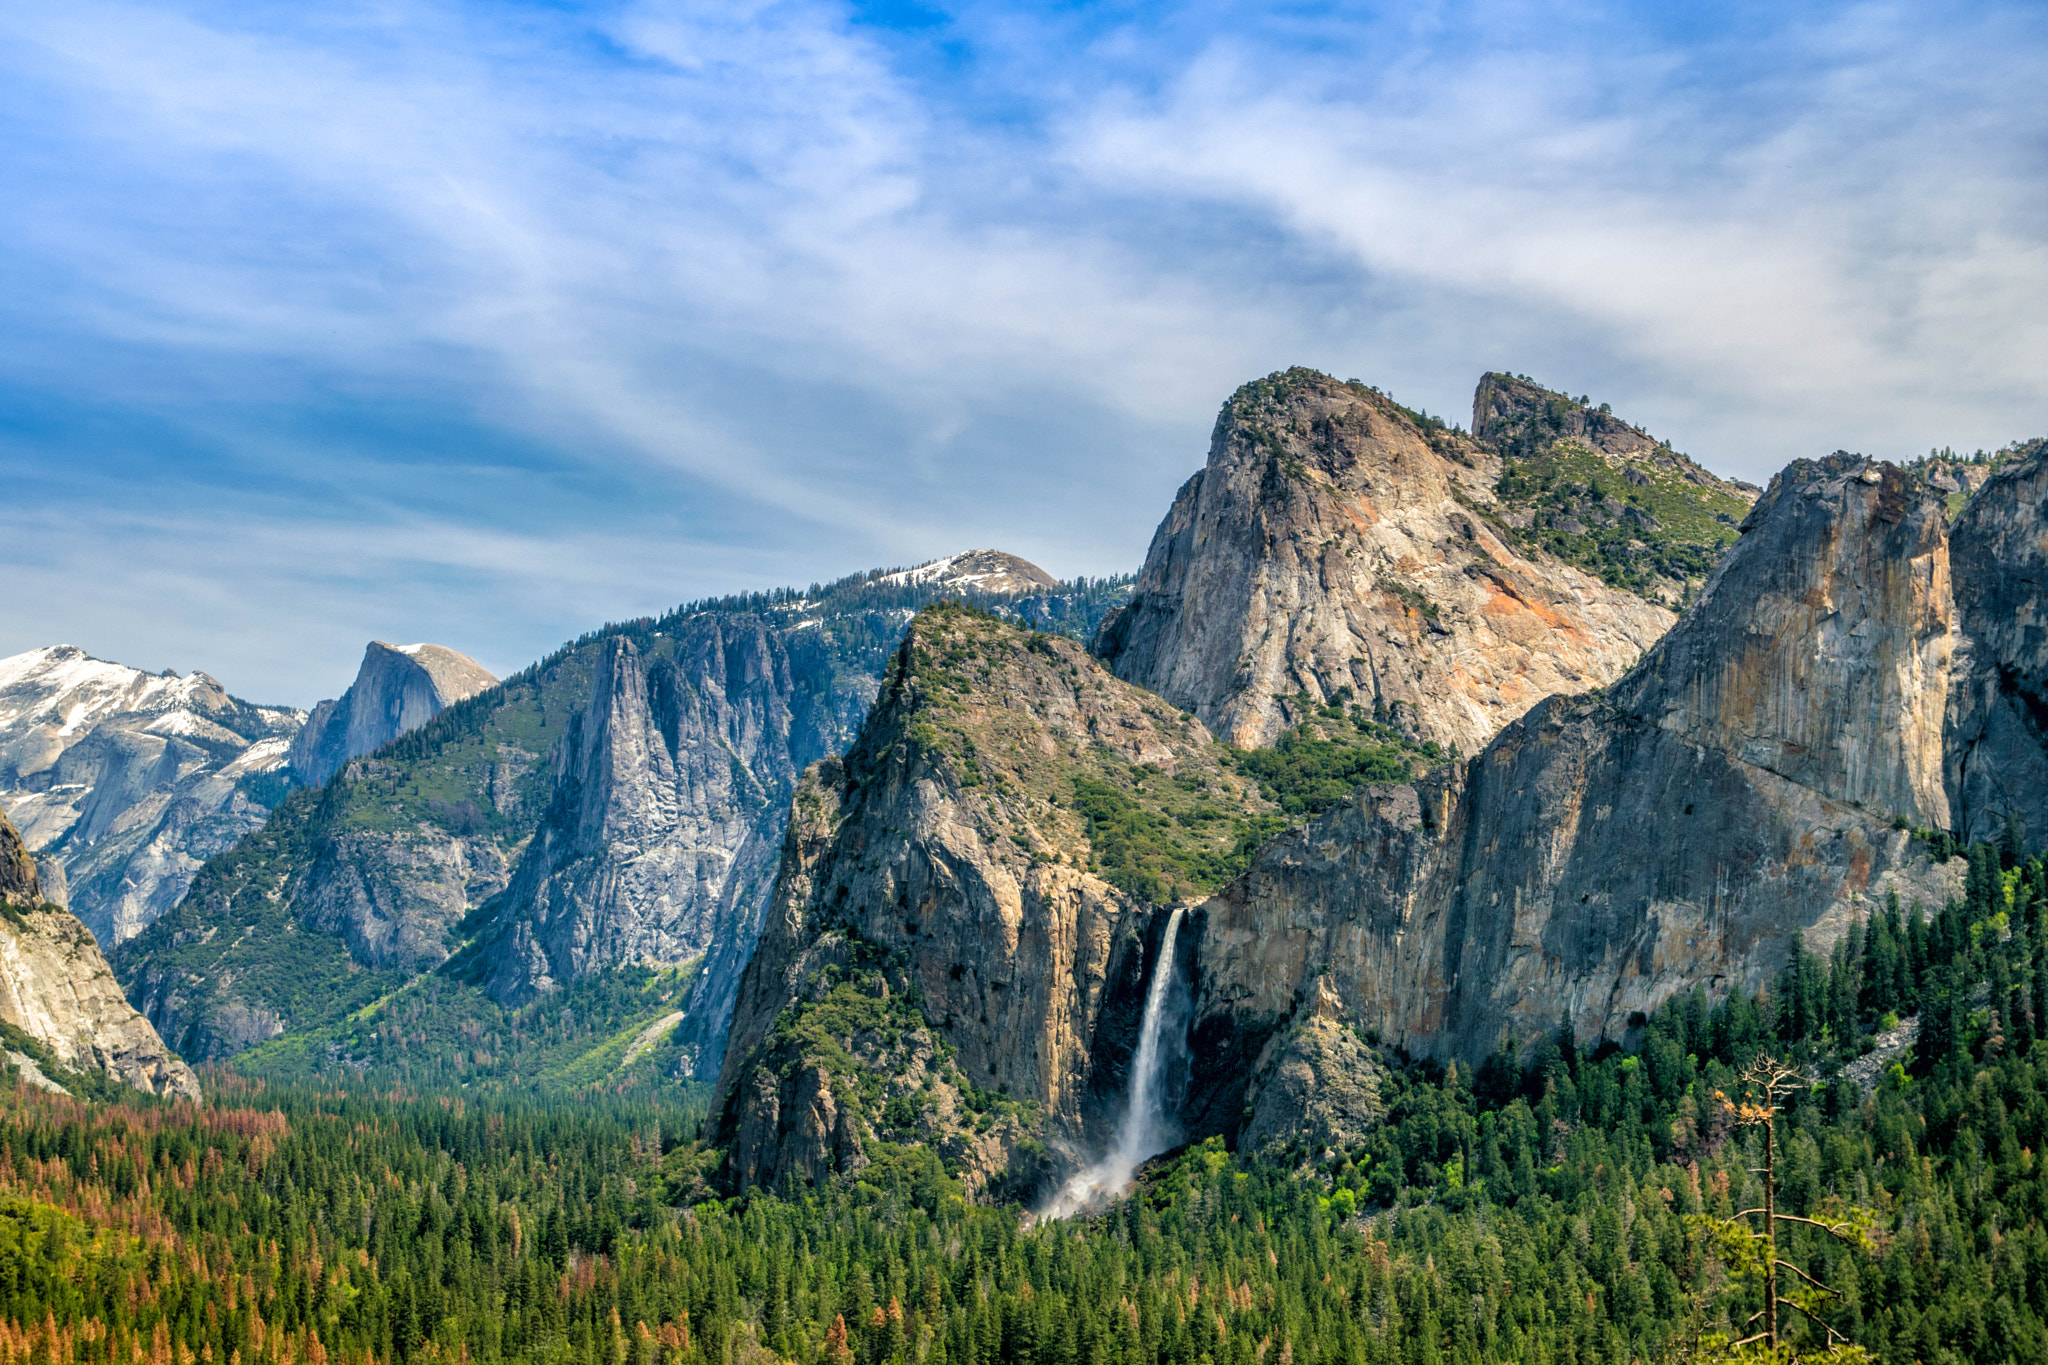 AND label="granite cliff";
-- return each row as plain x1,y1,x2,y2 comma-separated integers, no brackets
288,641,498,786
714,604,1272,1195
118,556,1132,1084
449,616,867,1078
0,807,200,1101
1175,452,2001,1152
1945,438,2048,846
1096,369,1682,754
715,435,2048,1190
0,645,304,946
